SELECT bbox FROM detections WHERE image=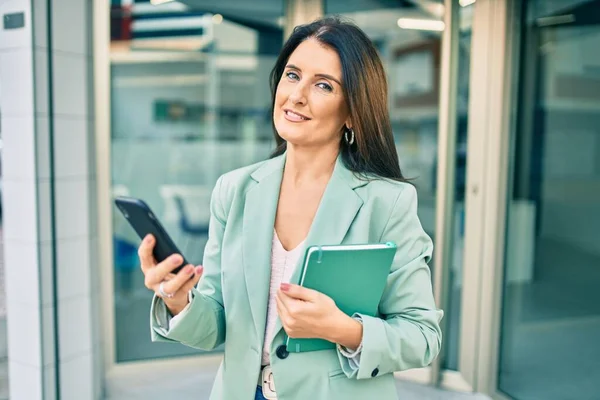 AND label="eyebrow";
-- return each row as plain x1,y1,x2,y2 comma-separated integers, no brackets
285,64,342,86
